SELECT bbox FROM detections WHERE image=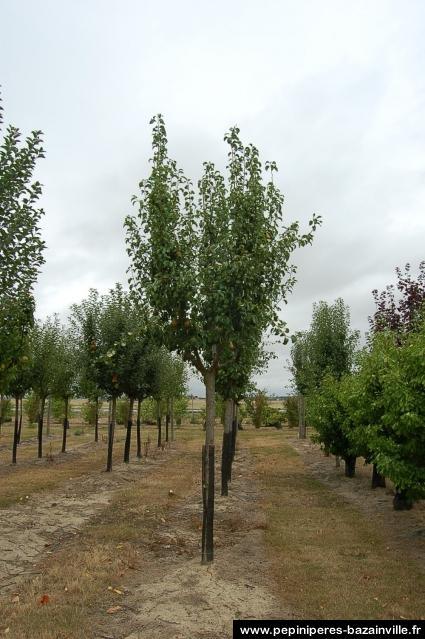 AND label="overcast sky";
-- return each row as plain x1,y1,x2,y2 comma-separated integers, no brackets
2,0,425,395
